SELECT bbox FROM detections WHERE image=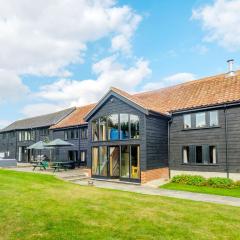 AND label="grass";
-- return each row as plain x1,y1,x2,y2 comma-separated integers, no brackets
161,182,240,198
1,170,240,240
